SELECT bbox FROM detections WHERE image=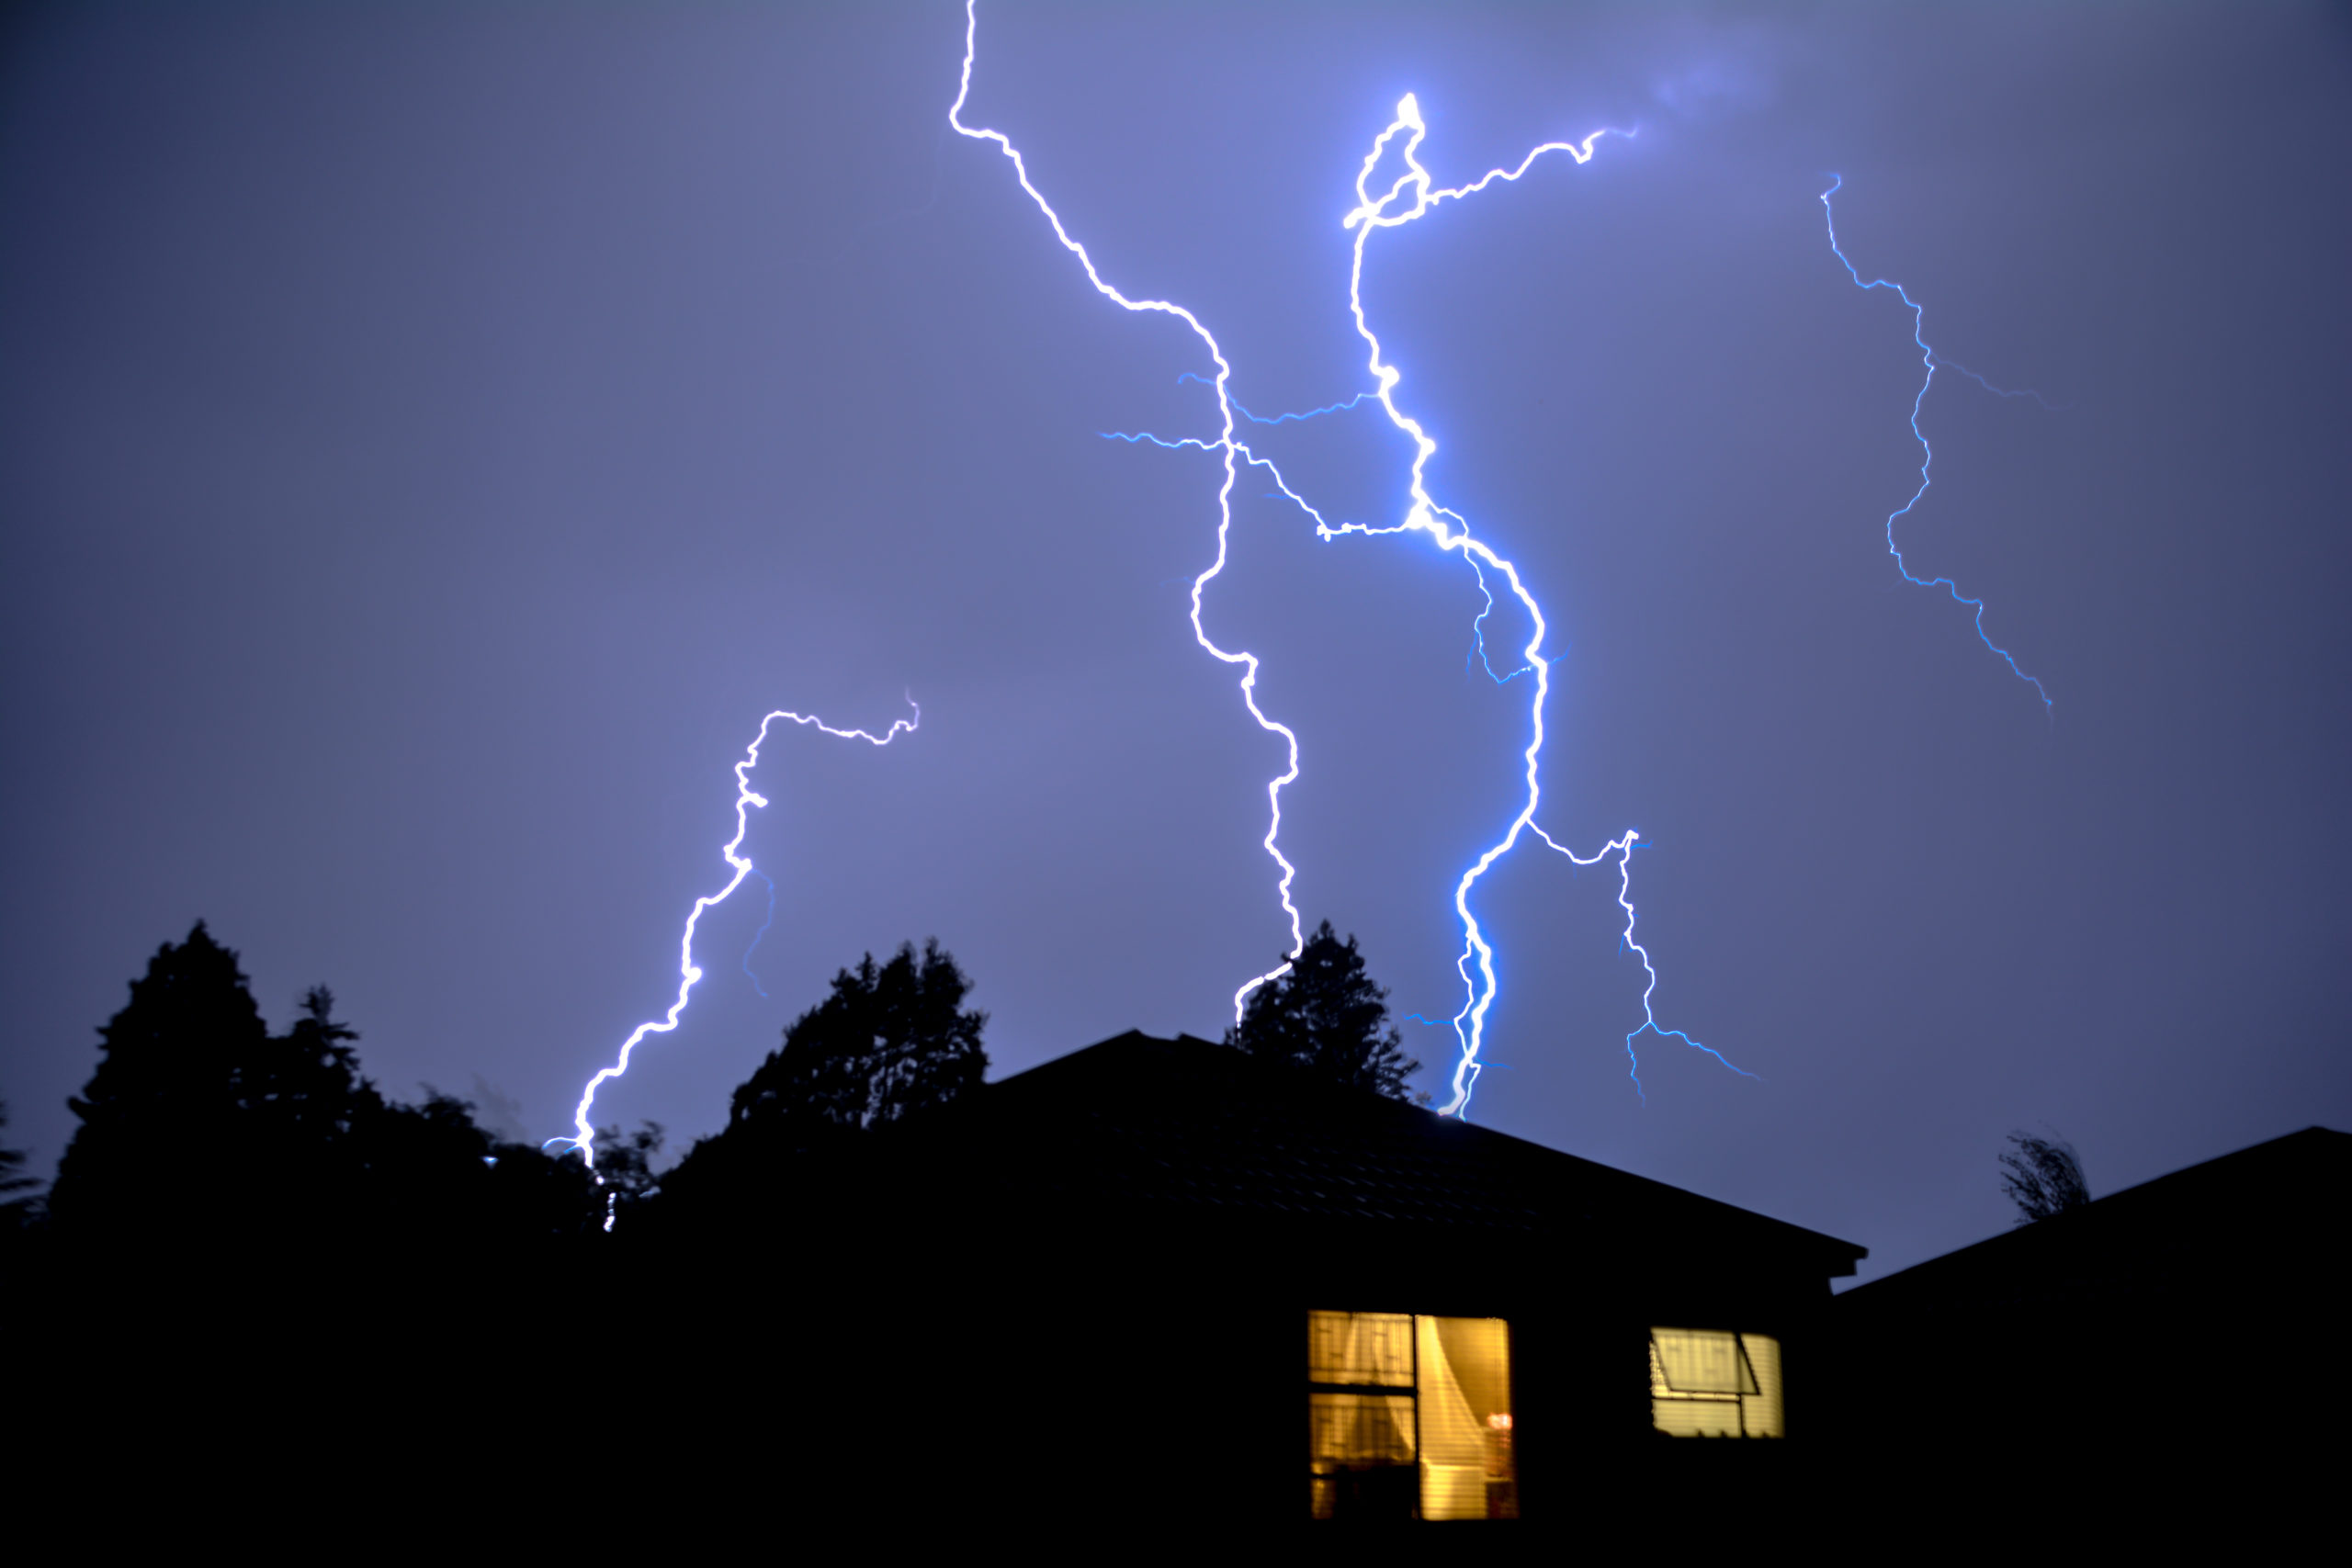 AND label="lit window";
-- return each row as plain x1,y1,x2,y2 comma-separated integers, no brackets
1307,1311,1517,1519
1648,1328,1783,1438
